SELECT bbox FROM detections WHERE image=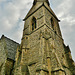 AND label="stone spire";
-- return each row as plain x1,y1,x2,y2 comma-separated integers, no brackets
33,0,50,5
